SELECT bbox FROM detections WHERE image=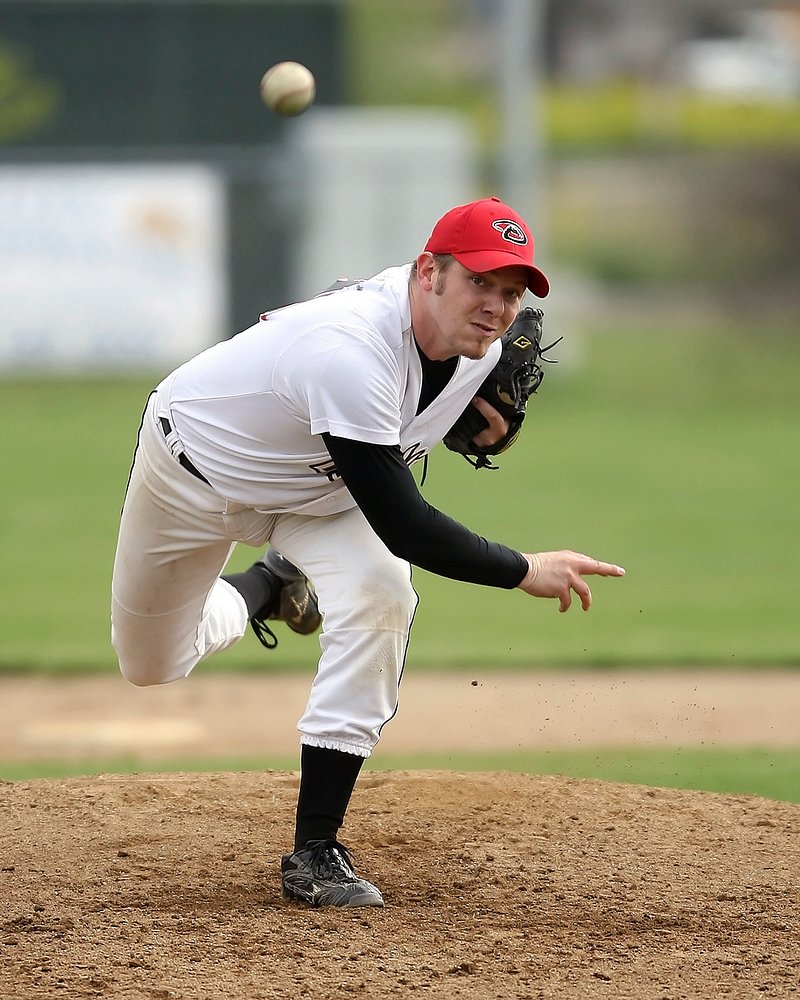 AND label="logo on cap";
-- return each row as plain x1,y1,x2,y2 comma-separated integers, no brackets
491,219,528,246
